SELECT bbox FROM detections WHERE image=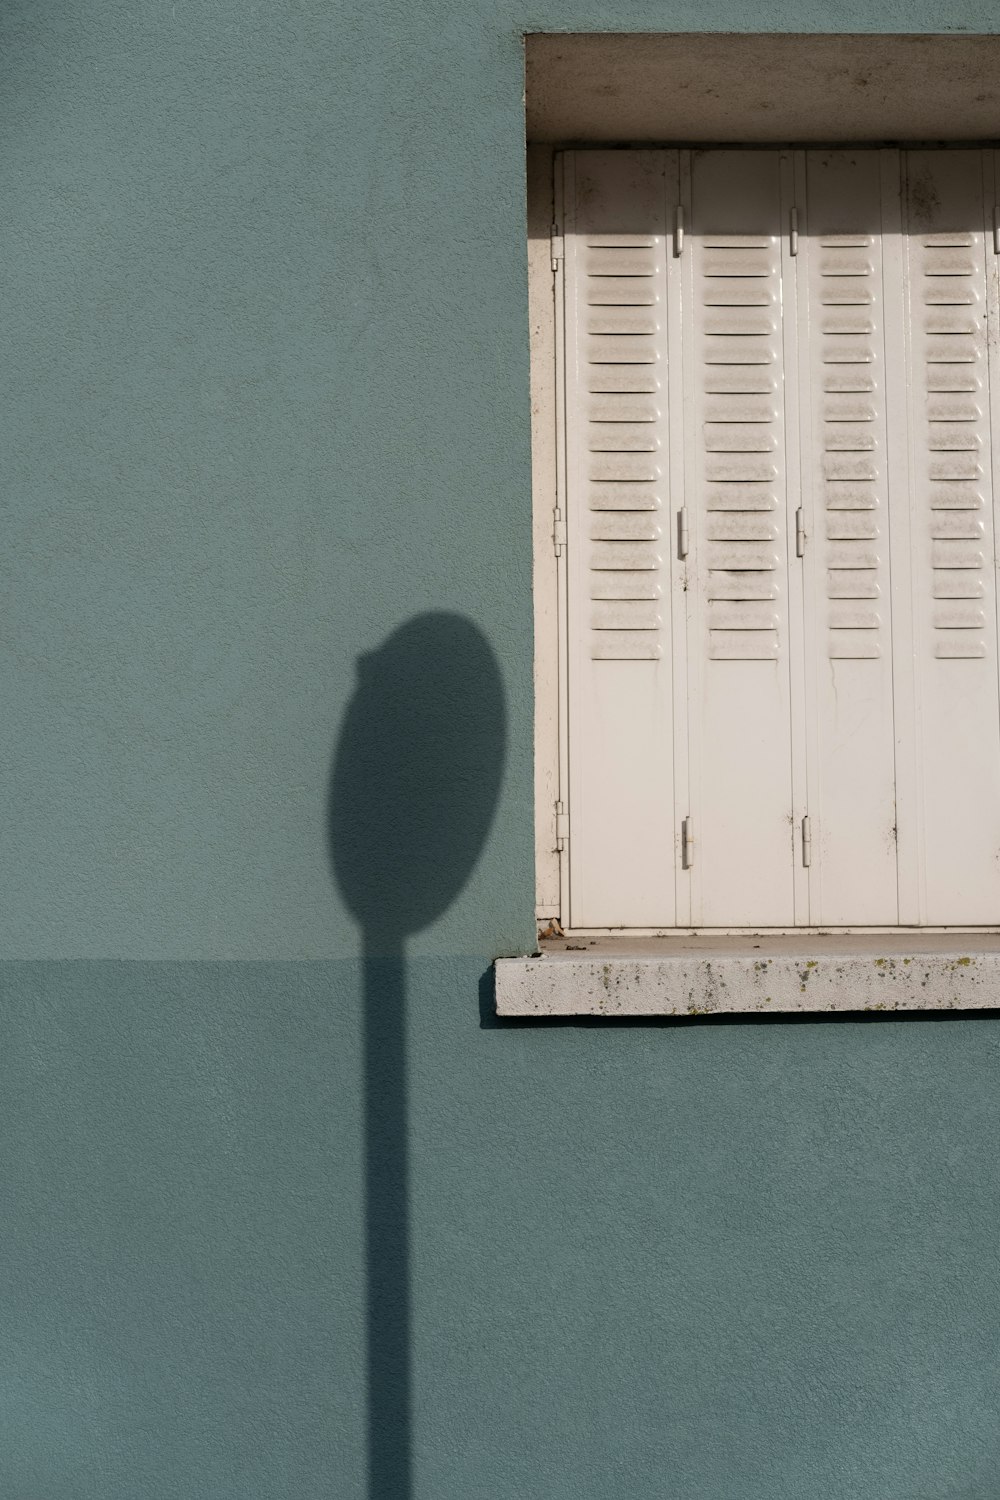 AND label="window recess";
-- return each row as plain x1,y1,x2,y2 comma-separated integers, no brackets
557,147,1000,931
